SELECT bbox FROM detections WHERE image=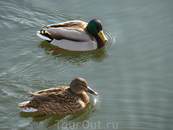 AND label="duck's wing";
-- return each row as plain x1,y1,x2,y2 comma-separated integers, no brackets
28,86,69,104
18,87,69,112
28,93,50,103
37,21,92,42
30,87,85,114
